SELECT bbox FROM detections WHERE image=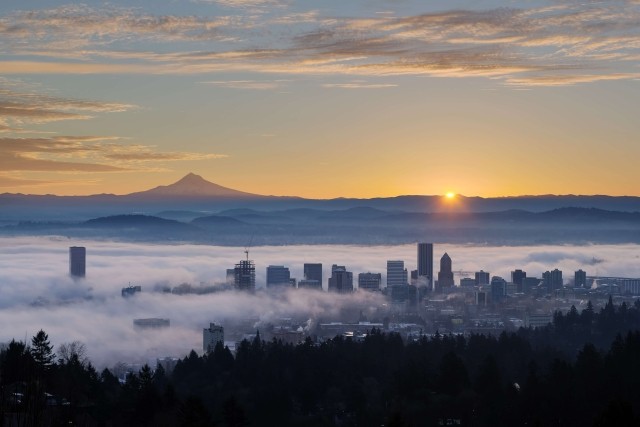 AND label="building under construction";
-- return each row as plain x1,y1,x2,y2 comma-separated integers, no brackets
234,259,256,292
